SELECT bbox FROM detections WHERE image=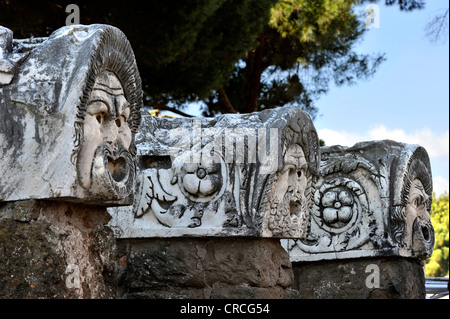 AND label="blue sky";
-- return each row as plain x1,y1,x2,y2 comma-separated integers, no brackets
178,0,449,196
